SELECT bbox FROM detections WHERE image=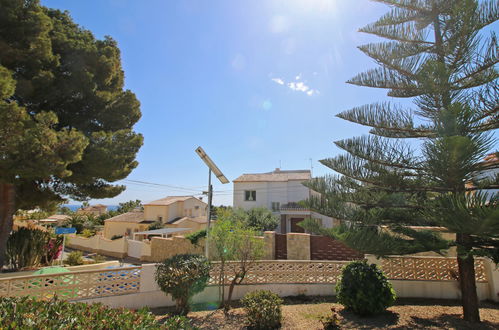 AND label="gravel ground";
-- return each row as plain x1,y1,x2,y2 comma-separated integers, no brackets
153,297,499,329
